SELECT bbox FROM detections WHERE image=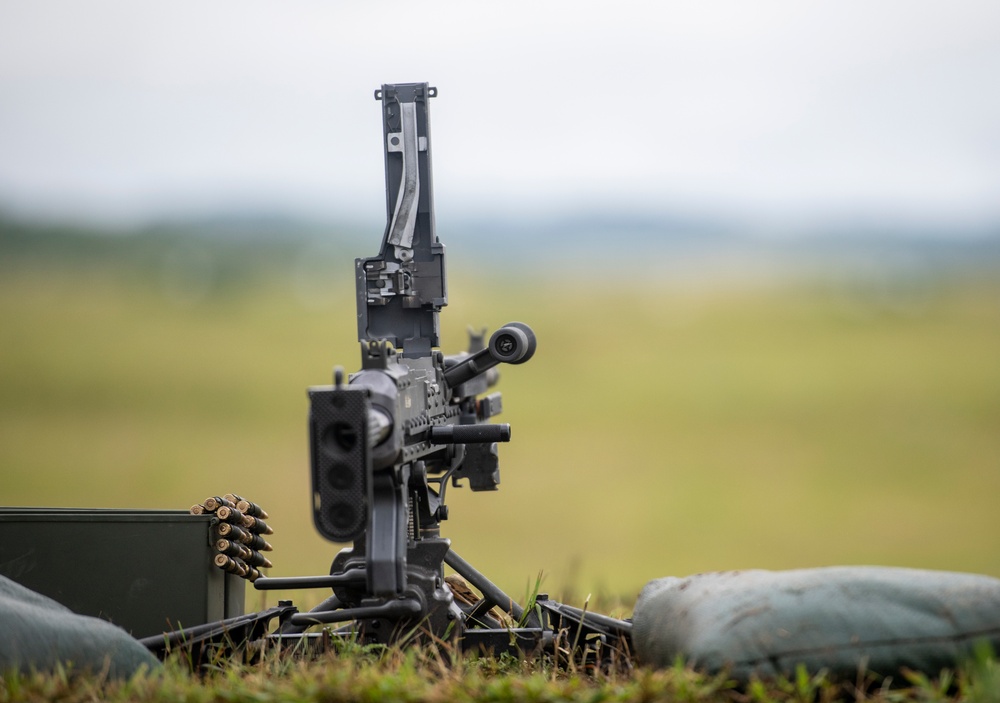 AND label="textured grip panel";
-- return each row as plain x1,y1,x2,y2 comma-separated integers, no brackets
308,387,370,542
